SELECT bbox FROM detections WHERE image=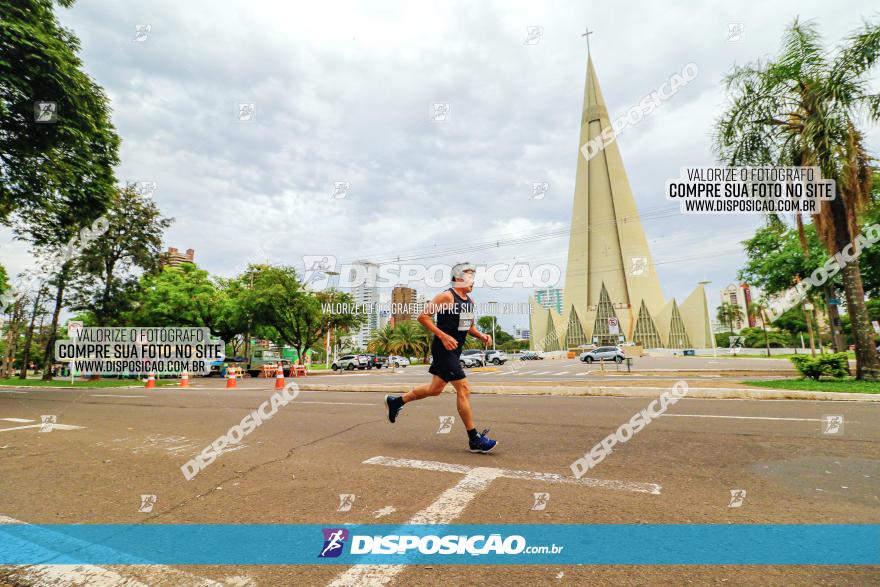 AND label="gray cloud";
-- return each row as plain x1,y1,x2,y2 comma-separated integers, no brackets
1,0,876,330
